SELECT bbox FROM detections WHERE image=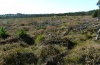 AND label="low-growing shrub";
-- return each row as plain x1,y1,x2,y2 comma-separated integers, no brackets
35,45,60,65
0,27,9,39
35,34,45,44
2,52,38,65
44,33,76,49
17,28,34,45
17,28,28,38
64,42,100,65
